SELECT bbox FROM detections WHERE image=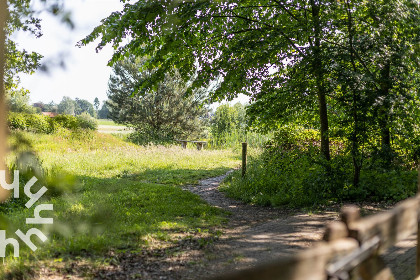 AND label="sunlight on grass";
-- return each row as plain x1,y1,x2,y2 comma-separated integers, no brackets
0,131,240,278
